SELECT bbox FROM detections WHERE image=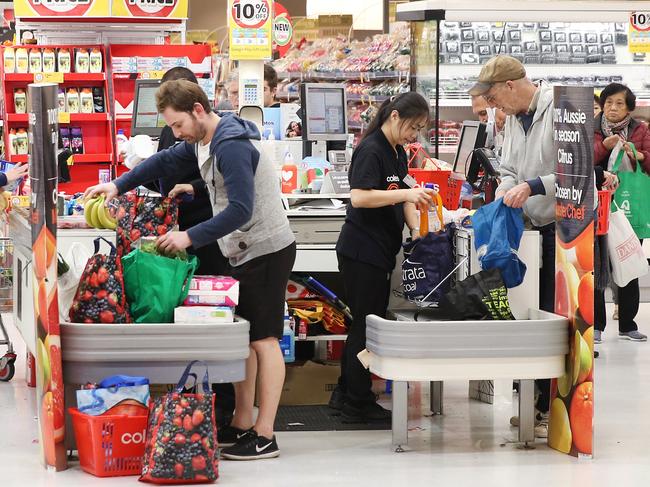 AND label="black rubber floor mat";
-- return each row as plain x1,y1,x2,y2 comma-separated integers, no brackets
274,405,391,432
